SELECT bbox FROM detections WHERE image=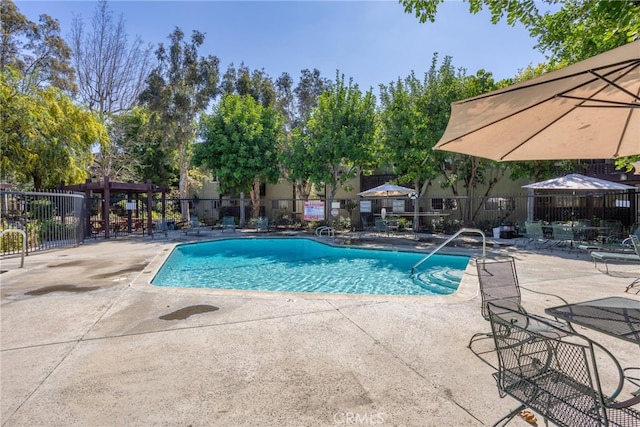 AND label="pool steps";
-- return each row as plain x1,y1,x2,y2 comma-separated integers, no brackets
414,268,462,294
